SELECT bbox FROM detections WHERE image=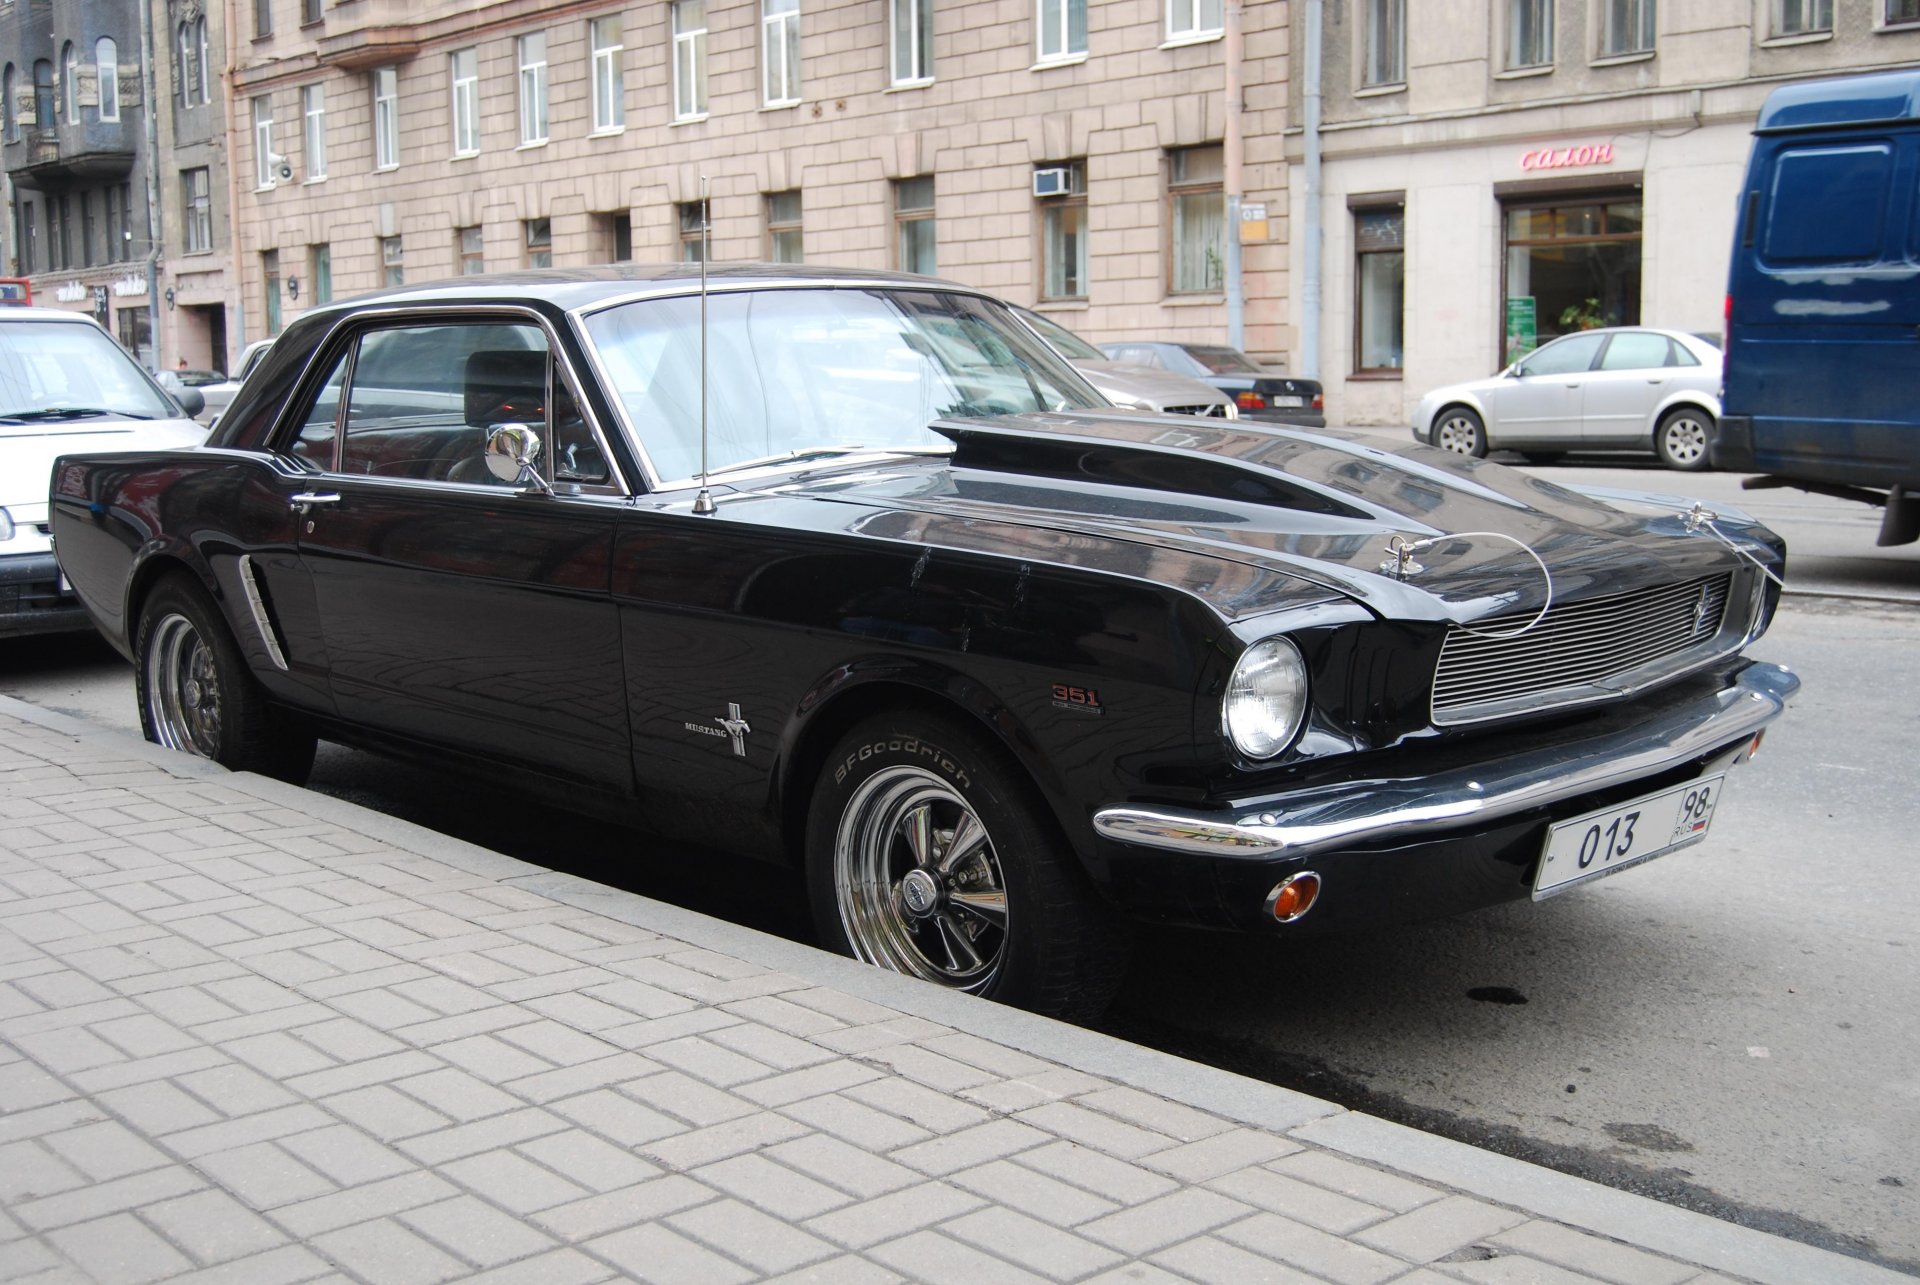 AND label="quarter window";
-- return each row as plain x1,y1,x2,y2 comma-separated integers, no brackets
763,0,800,106
1038,161,1088,301
1600,0,1656,55
767,191,803,263
1167,0,1222,41
891,0,933,84
450,47,479,156
591,17,625,131
1361,0,1405,86
371,66,398,169
302,83,326,180
1169,145,1224,294
519,33,549,144
894,177,936,275
1354,206,1404,372
1039,0,1088,60
673,1,708,119
1508,0,1553,68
